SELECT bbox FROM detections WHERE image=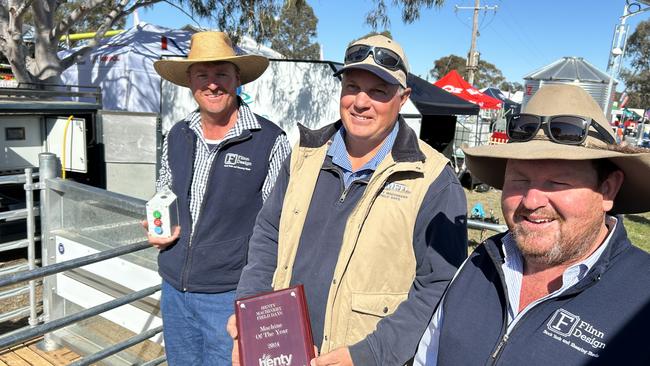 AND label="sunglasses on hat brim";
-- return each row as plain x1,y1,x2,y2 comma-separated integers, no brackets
507,113,616,145
344,44,407,74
